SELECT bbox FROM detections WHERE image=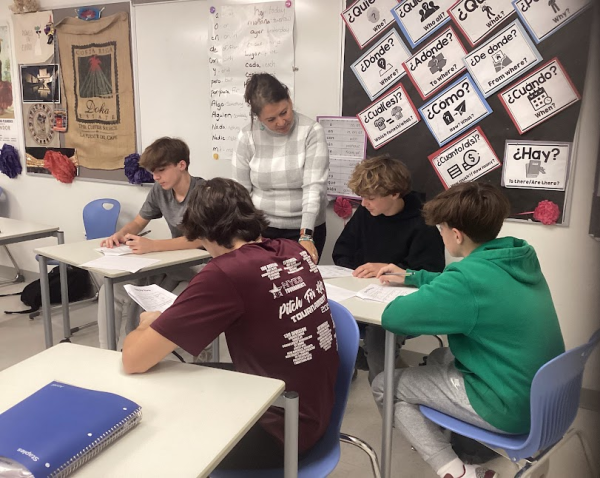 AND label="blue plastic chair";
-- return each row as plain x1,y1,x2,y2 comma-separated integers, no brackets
82,198,120,240
211,300,381,478
420,329,600,478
